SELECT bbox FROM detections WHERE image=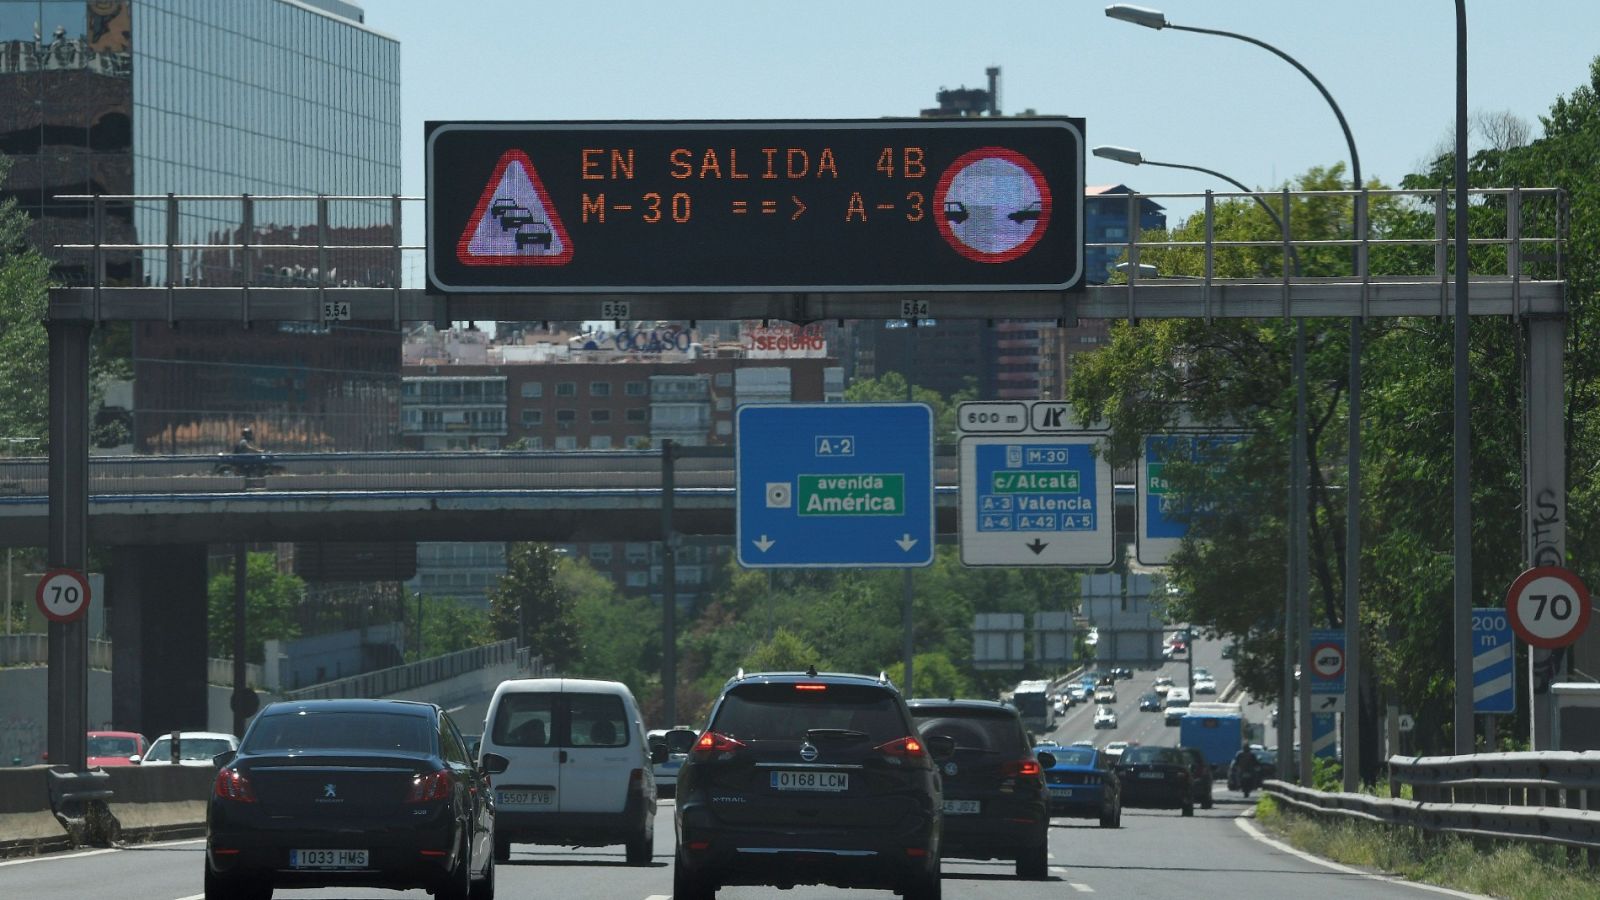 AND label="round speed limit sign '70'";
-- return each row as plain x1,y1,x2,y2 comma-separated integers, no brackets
35,568,91,624
1505,565,1591,649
